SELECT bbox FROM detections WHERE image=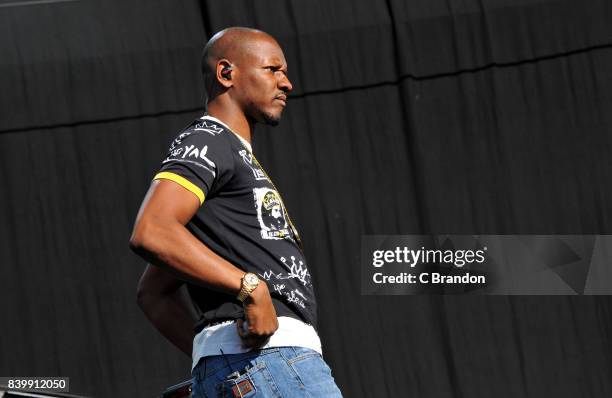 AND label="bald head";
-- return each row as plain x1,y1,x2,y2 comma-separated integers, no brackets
201,27,292,126
202,27,278,94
